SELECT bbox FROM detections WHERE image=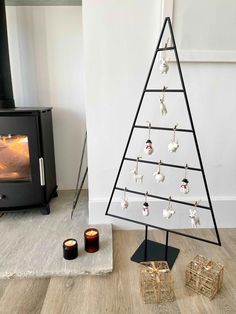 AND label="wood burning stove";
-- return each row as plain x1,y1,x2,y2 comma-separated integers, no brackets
0,0,57,214
0,108,57,214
